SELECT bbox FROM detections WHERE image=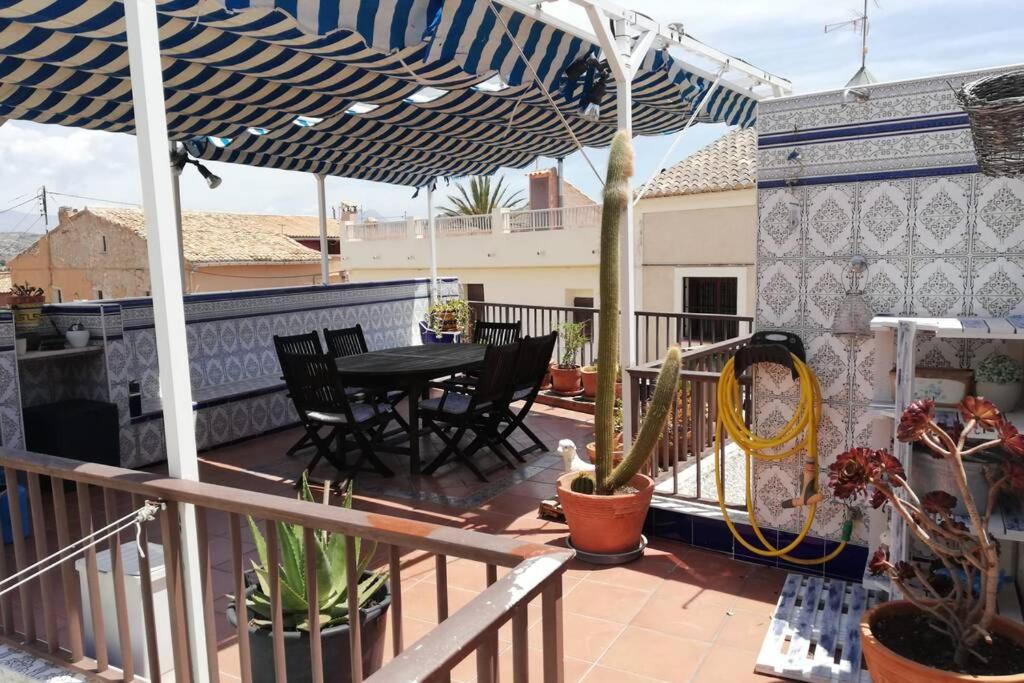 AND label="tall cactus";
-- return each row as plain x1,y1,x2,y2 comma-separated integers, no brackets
592,131,682,495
